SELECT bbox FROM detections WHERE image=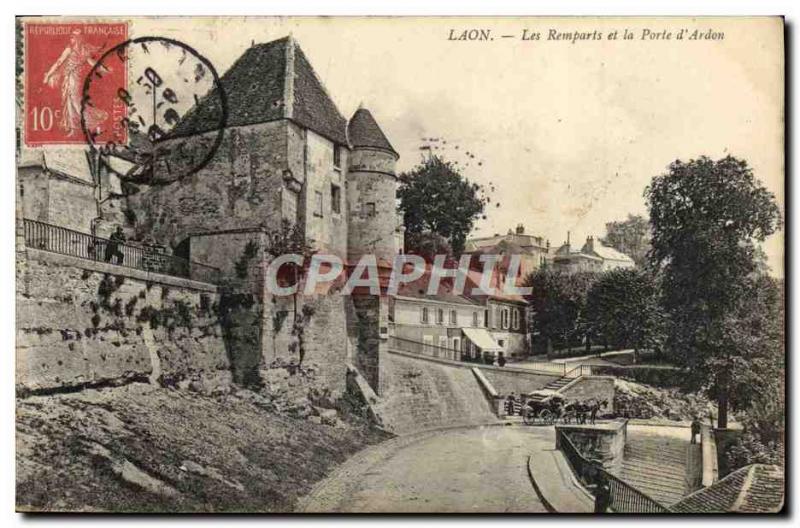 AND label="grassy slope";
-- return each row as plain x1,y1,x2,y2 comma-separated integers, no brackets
16,383,392,512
